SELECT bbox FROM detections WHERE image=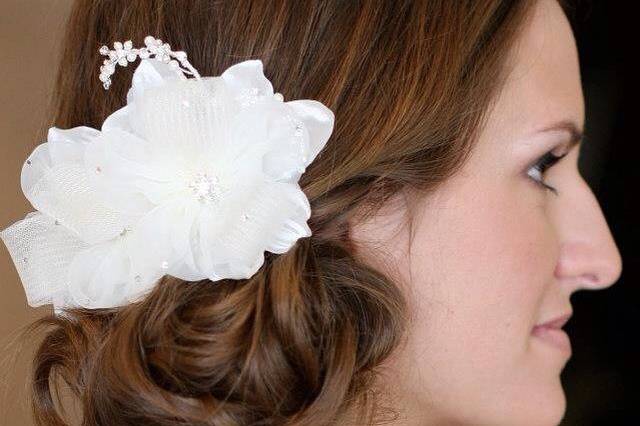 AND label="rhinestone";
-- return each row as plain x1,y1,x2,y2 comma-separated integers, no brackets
23,257,28,263
241,213,250,221
294,123,304,136
96,166,102,173
119,227,130,237
54,219,60,225
134,274,141,283
161,261,169,269
26,159,31,165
